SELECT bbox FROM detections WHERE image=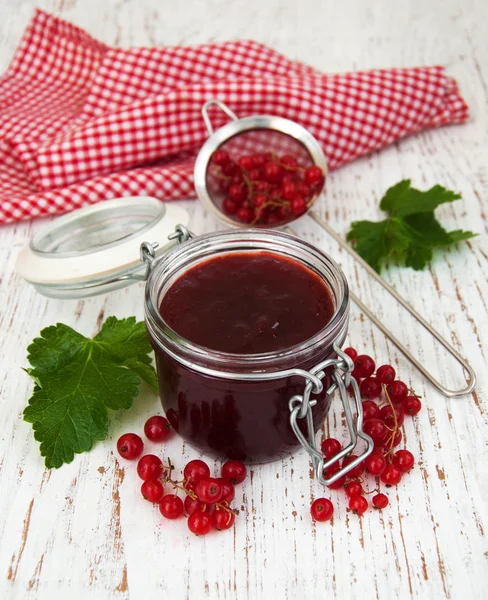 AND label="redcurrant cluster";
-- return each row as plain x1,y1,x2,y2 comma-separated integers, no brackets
311,347,421,521
116,416,246,536
210,149,325,226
